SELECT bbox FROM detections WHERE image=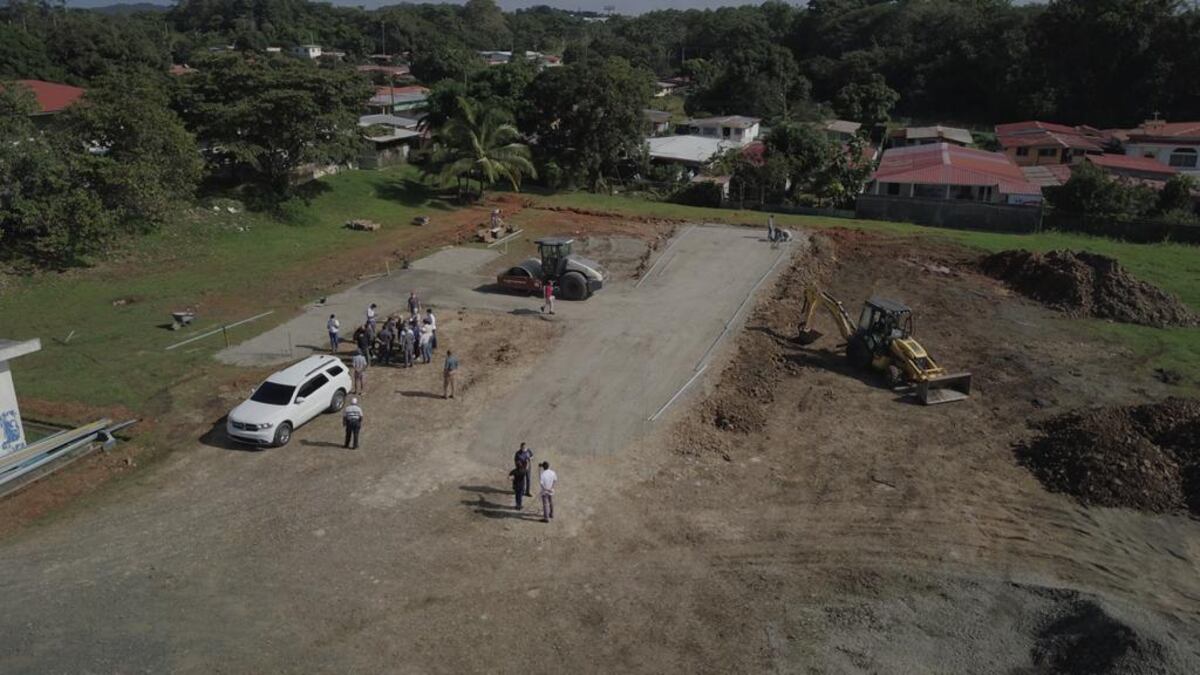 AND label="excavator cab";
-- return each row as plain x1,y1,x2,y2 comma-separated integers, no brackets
858,298,913,340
